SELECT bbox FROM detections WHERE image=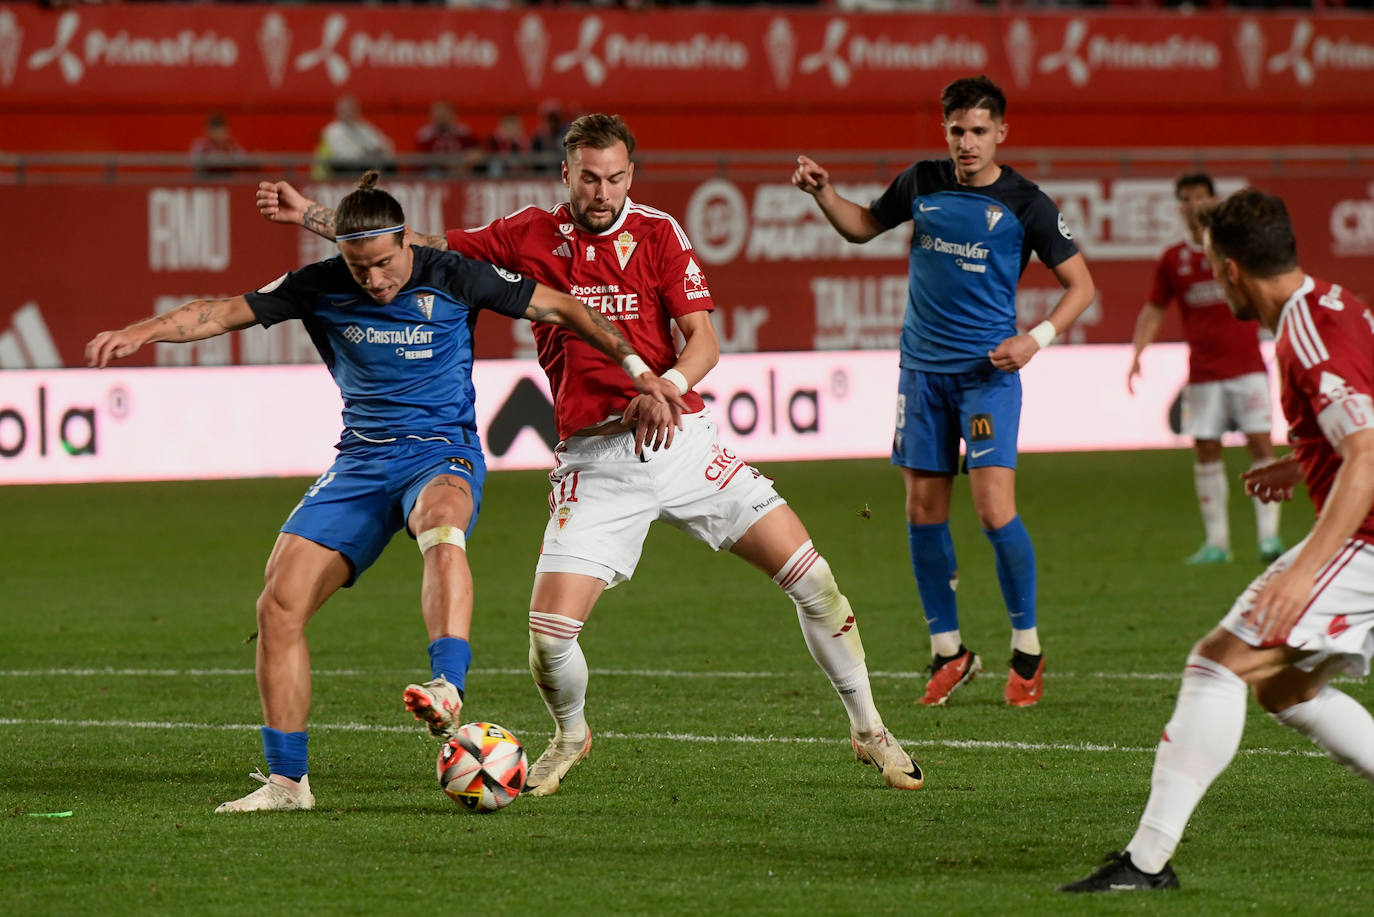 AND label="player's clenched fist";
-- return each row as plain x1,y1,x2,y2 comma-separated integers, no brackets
256,180,311,226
